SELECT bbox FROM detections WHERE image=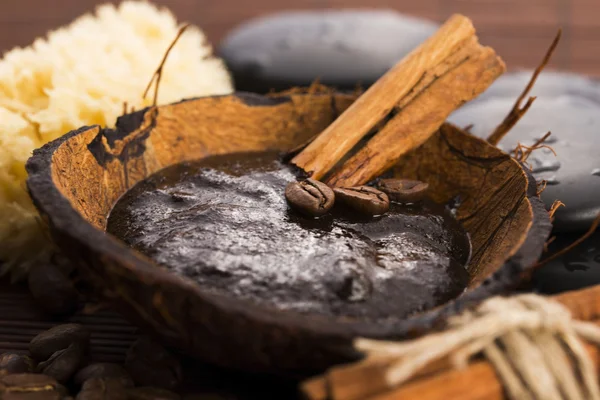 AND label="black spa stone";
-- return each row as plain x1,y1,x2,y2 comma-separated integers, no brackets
107,152,471,322
448,71,600,233
218,10,438,93
532,230,600,294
